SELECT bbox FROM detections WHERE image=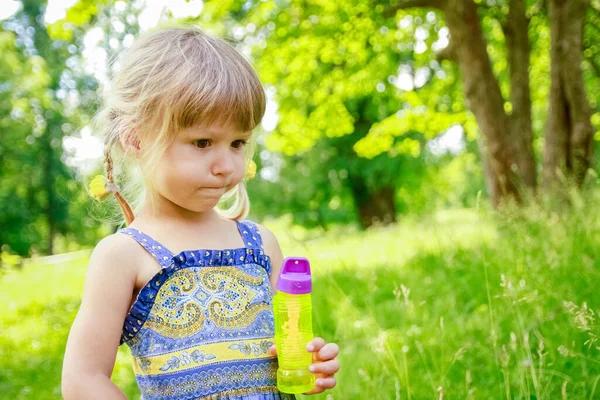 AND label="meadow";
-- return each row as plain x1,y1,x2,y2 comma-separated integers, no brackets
1,202,599,399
